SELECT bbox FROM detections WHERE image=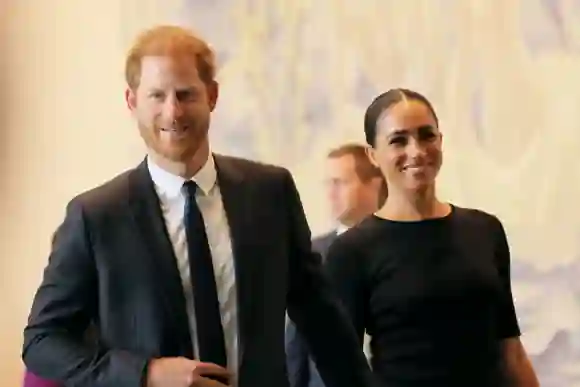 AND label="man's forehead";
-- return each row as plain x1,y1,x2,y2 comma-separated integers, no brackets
327,155,358,176
328,154,356,167
140,55,199,75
